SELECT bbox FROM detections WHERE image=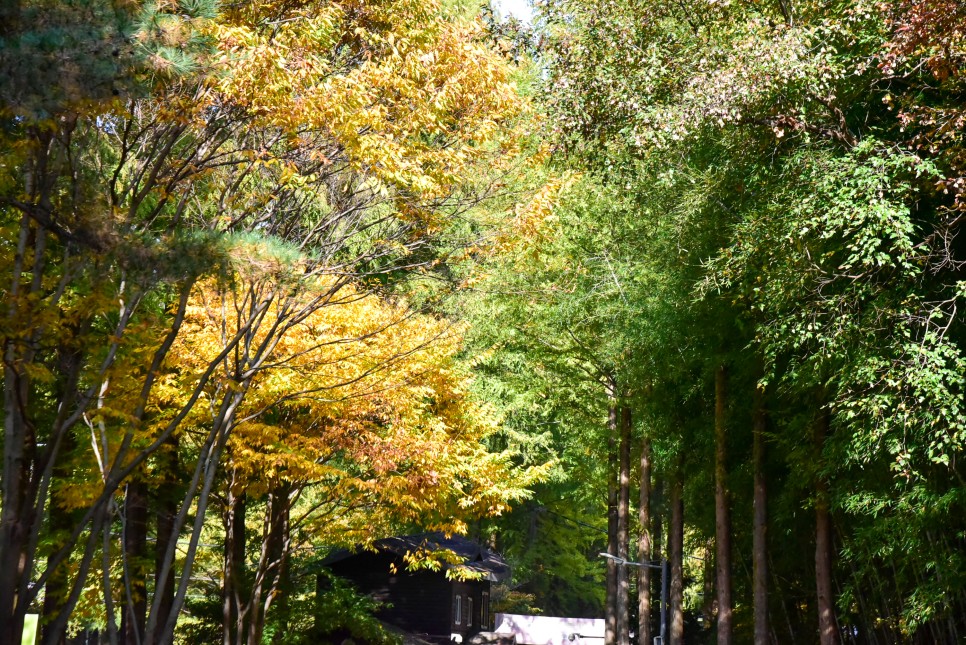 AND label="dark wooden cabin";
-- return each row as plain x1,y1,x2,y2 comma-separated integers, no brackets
321,533,509,643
